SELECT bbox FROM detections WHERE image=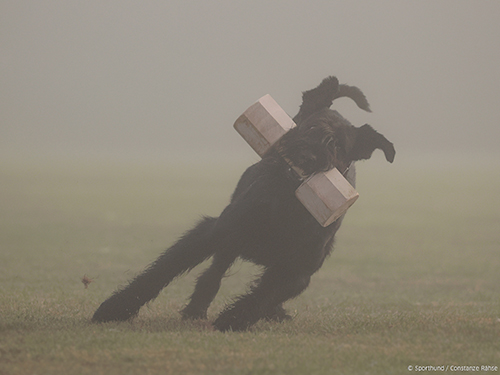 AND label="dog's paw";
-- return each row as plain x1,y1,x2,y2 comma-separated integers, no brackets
264,305,292,322
91,296,139,323
213,310,252,332
180,305,208,320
